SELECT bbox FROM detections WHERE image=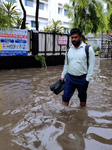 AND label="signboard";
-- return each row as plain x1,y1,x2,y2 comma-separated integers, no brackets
0,28,28,56
58,35,68,45
108,31,112,36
